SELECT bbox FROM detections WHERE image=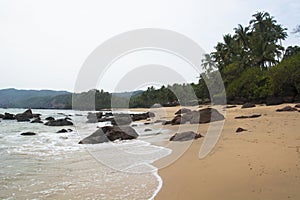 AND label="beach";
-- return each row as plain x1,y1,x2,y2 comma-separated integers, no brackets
151,104,300,200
